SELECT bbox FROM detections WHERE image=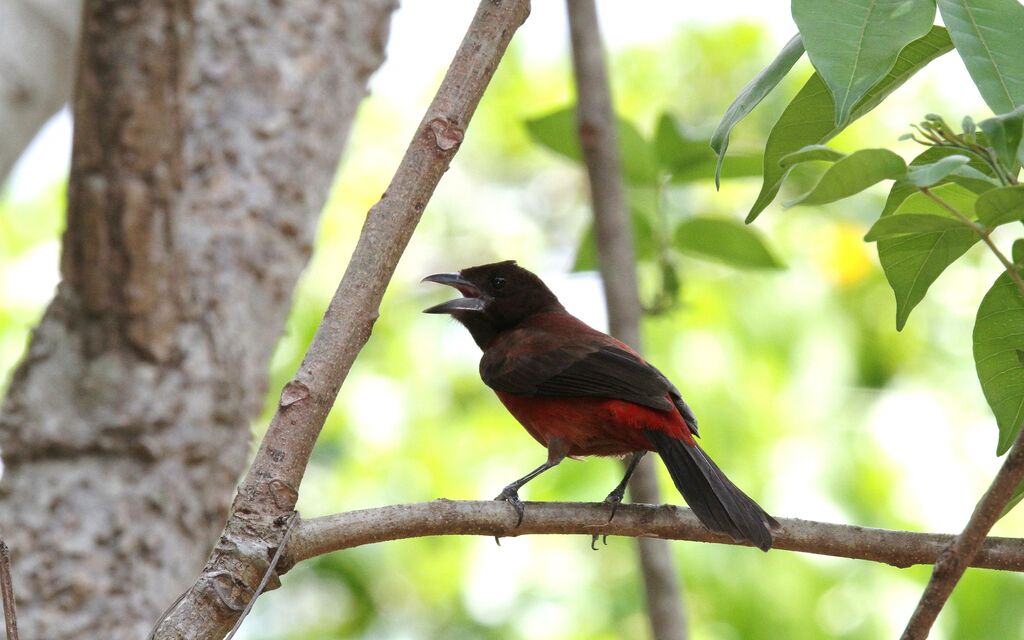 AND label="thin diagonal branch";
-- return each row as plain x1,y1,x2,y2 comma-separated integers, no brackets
149,1,531,637
0,538,18,640
283,500,1024,573
567,2,687,638
901,423,1024,638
